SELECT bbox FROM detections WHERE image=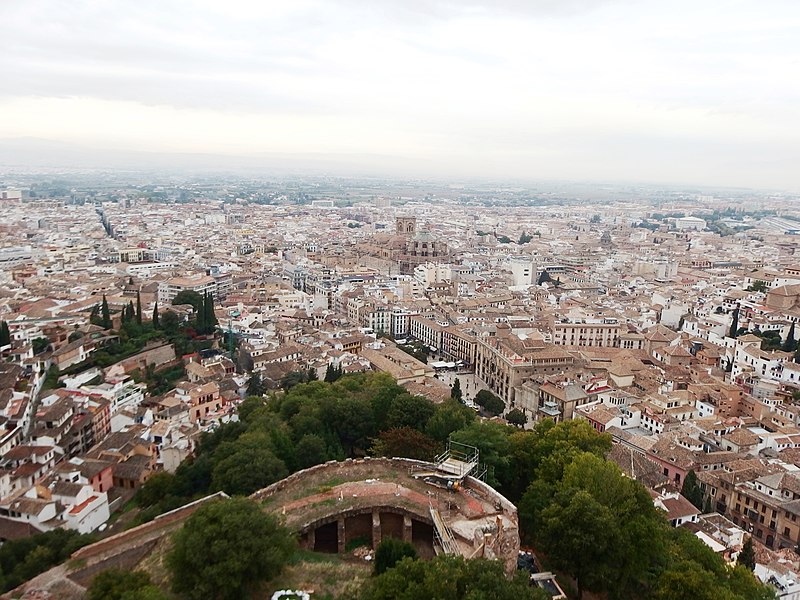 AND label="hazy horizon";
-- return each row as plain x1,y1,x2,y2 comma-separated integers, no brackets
2,1,799,191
